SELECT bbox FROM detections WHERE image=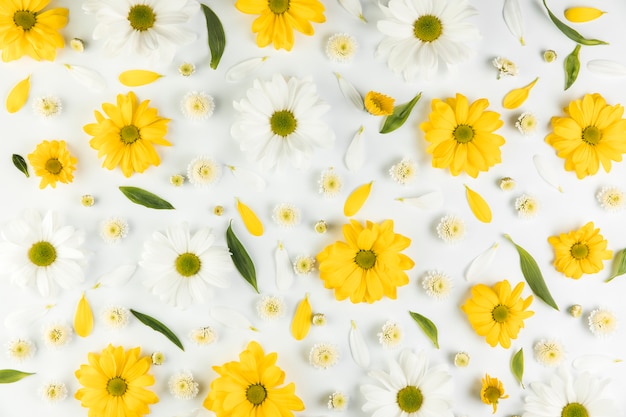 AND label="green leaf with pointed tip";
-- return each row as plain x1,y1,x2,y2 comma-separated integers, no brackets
511,348,525,388
12,154,29,178
130,309,184,351
0,369,35,383
606,248,626,282
226,221,259,293
119,186,174,210
564,44,581,90
380,92,422,134
201,4,226,70
409,311,439,348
